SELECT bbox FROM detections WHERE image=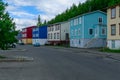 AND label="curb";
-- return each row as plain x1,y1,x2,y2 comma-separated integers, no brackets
87,50,120,61
0,56,34,62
